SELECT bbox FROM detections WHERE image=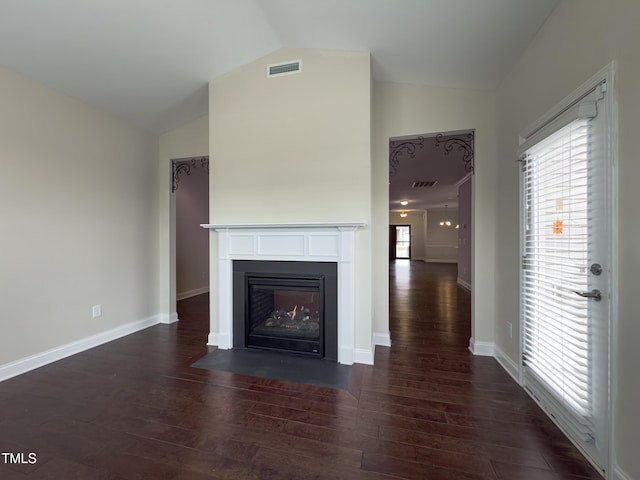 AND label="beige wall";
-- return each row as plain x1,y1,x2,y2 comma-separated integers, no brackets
494,1,640,477
209,49,374,350
0,65,159,366
425,207,459,263
210,49,370,223
158,115,209,320
372,82,497,348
